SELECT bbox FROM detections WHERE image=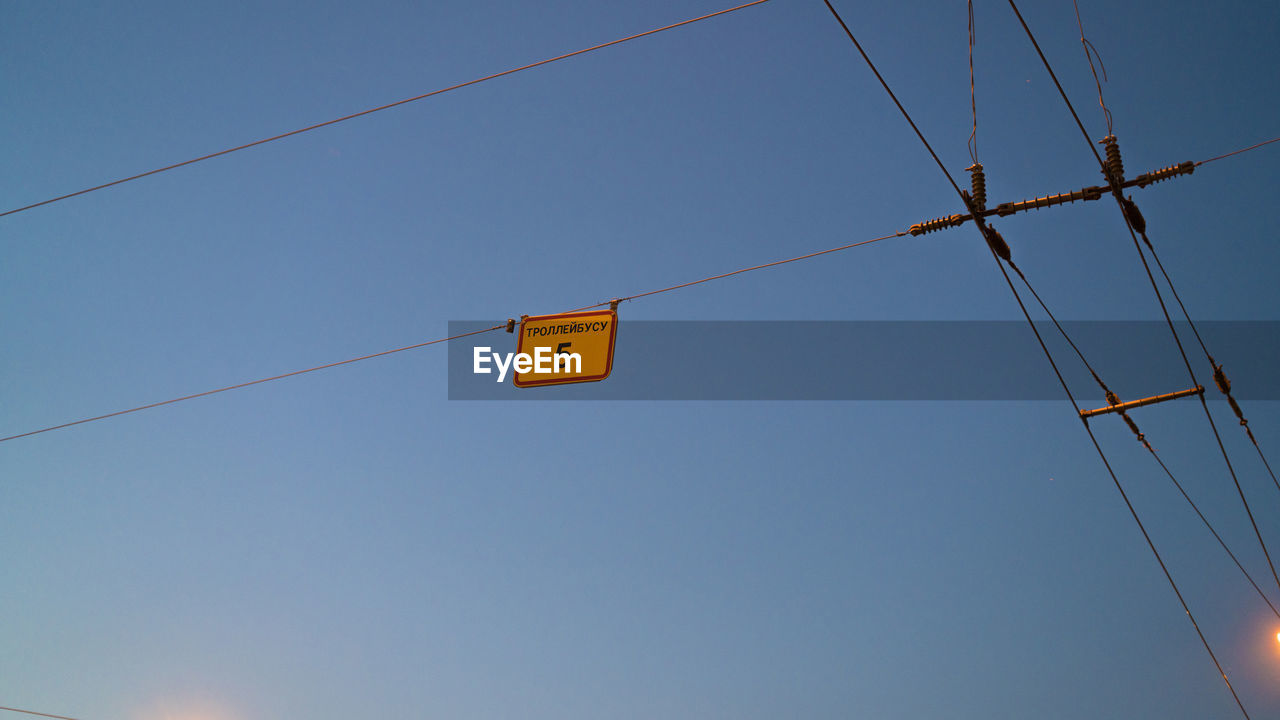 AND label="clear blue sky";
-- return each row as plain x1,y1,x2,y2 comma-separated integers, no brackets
3,1,1279,718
